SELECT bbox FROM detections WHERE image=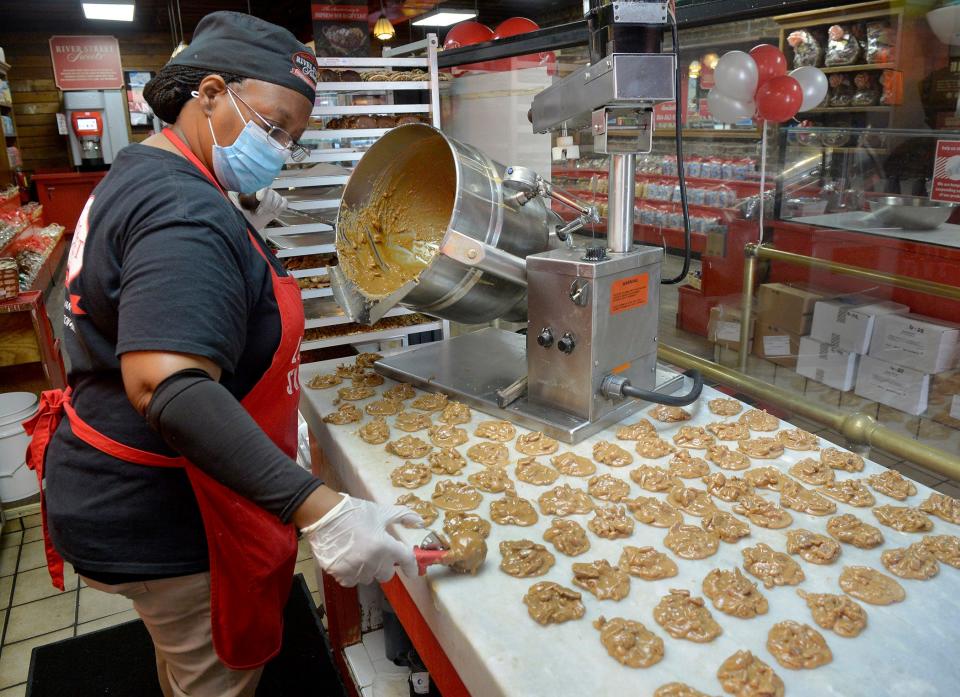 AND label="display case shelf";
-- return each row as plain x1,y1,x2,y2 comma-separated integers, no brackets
268,222,334,236
287,199,341,212
803,106,892,114
820,63,896,74
301,287,333,300
289,267,330,279
317,81,430,92
312,104,431,116
271,175,350,189
301,128,391,141
303,303,417,329
302,150,365,164
301,321,443,351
